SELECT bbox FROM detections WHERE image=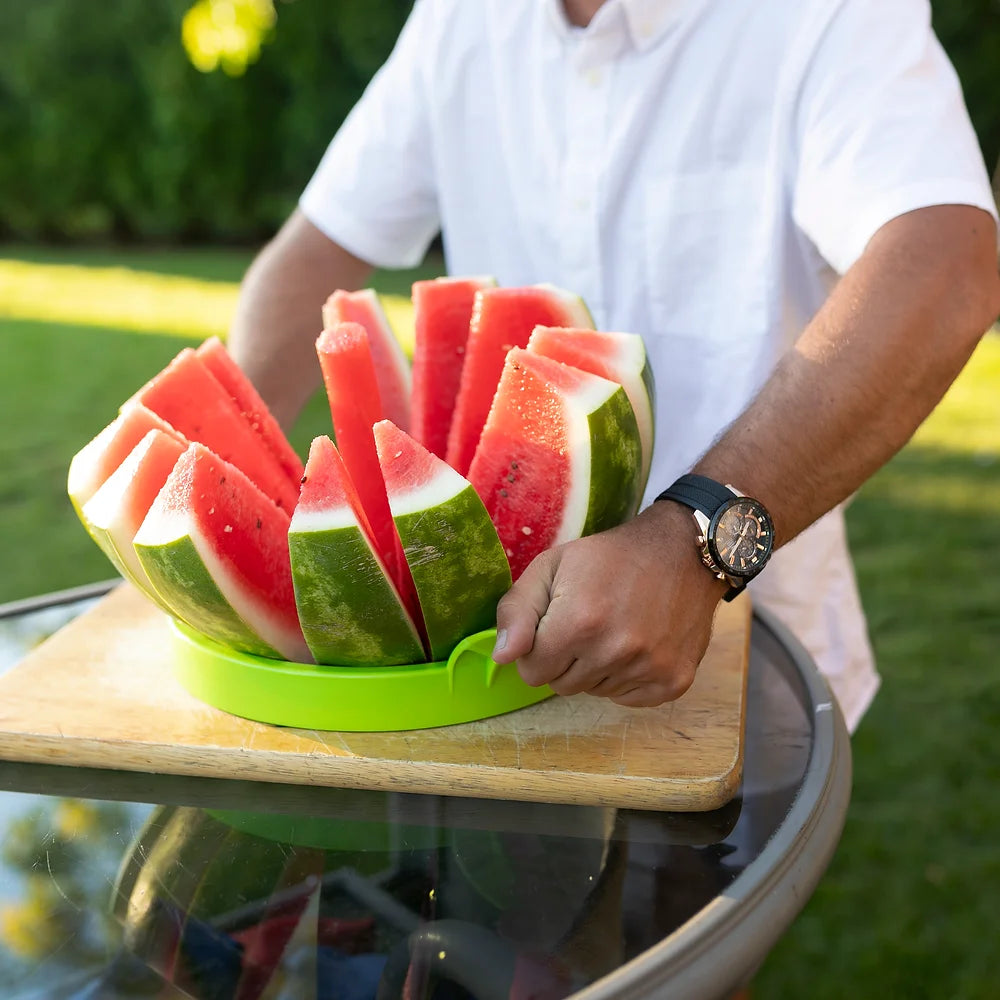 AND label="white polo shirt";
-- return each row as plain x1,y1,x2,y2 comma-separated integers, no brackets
300,0,997,731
